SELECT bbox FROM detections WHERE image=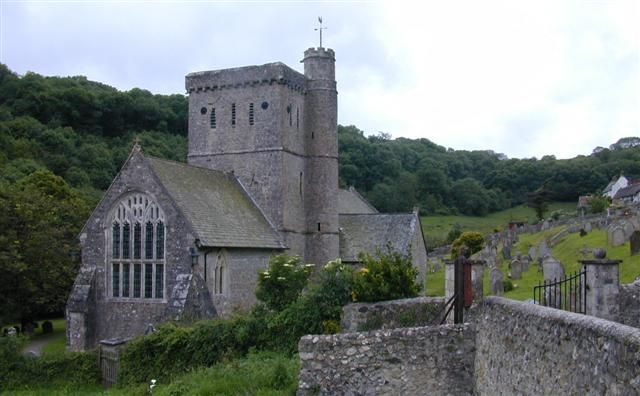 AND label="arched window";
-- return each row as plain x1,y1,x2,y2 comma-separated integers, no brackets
213,250,227,295
109,193,166,300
